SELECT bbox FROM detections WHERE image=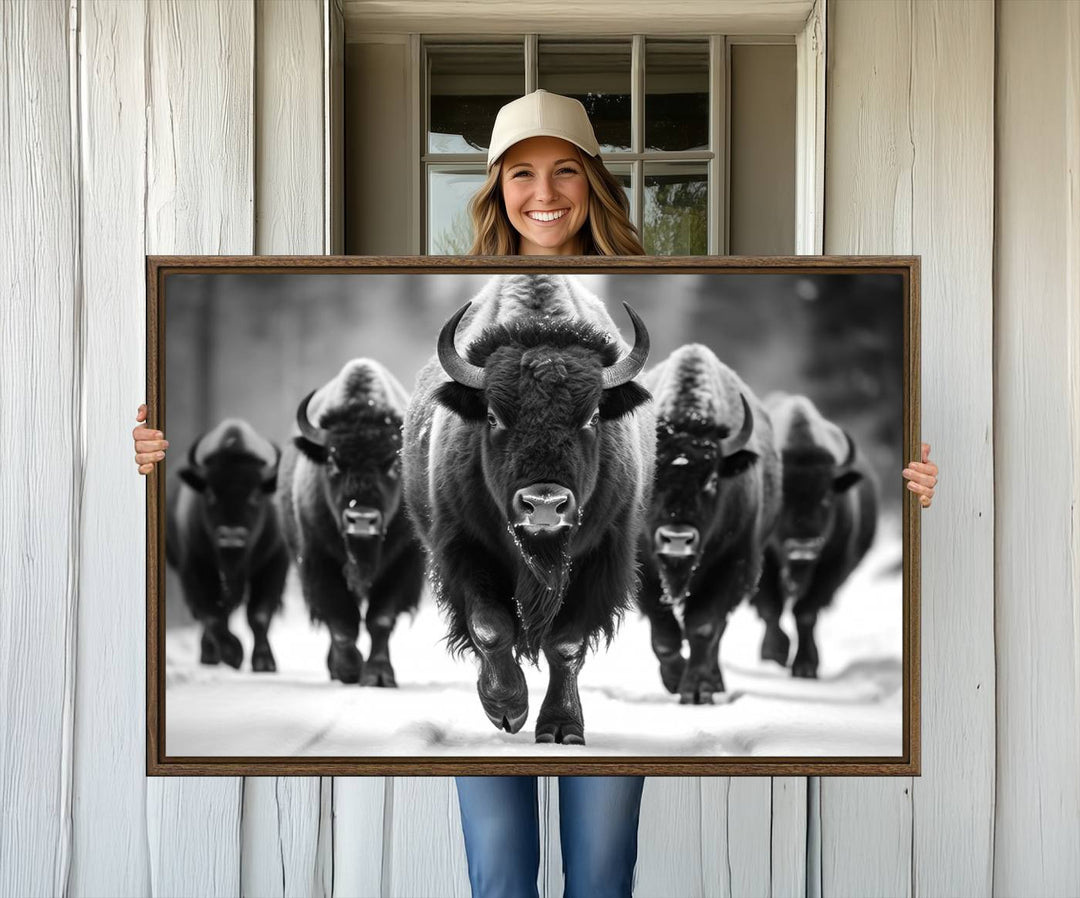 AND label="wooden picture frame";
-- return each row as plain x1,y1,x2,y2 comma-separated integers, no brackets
147,255,920,776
